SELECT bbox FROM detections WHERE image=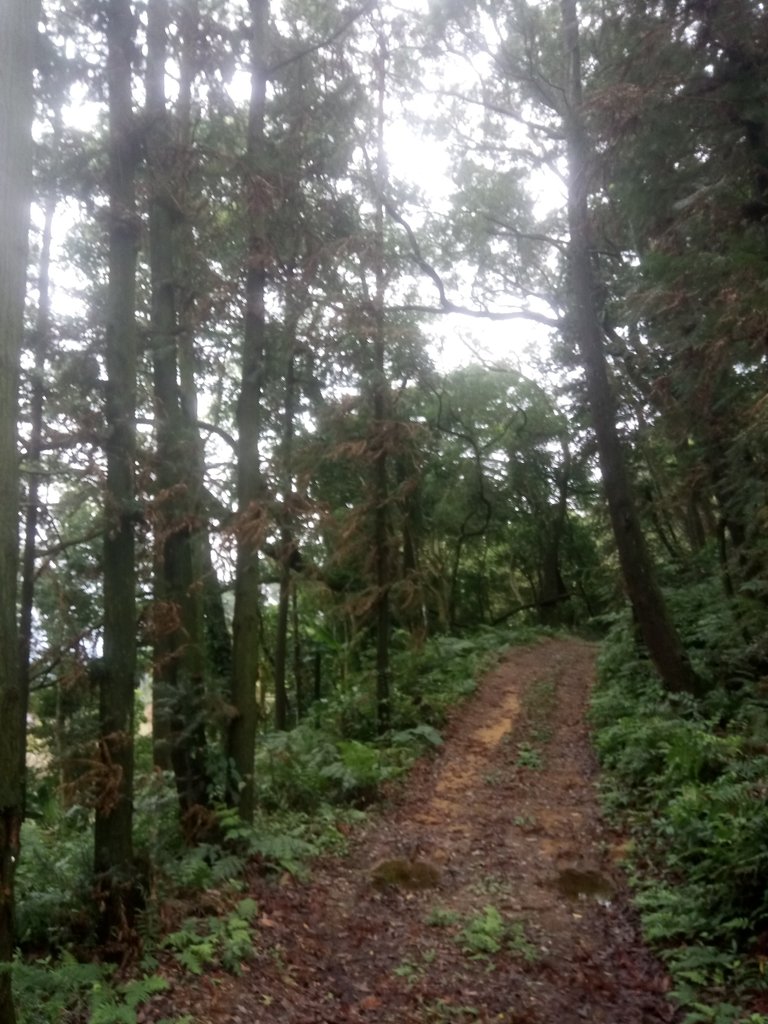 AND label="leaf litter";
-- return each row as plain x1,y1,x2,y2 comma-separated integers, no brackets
144,637,676,1024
